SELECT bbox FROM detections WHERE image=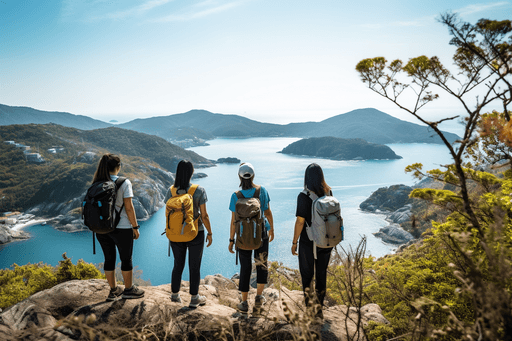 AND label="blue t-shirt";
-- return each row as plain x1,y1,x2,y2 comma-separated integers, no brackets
229,186,271,230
